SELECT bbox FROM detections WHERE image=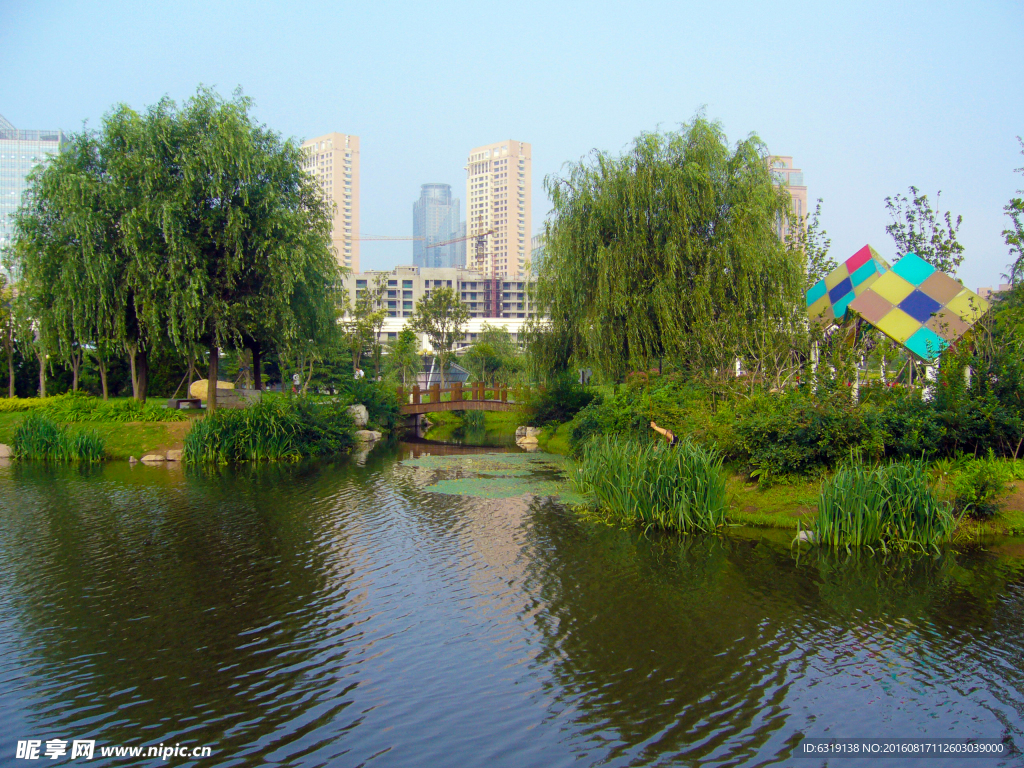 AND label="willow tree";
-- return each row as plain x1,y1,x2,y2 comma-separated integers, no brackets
114,88,339,410
533,118,804,384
